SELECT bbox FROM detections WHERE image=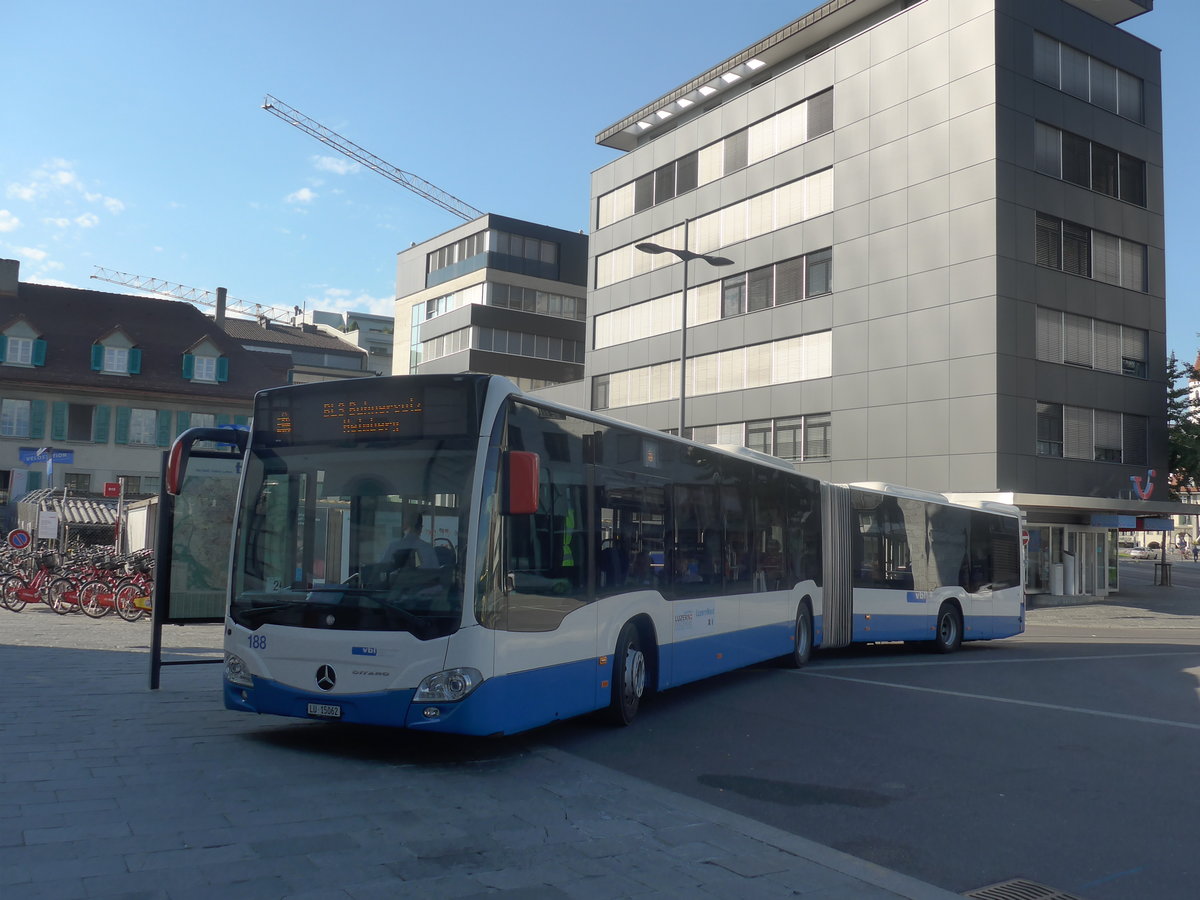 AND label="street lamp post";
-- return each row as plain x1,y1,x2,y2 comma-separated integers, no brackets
636,221,733,437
